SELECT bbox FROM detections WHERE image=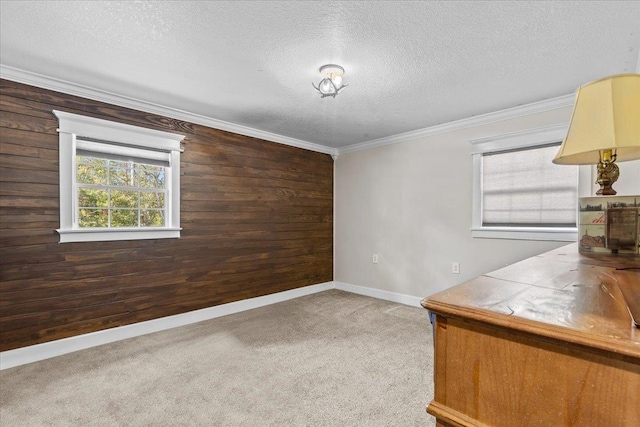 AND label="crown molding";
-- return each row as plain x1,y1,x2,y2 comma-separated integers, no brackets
336,94,575,155
2,64,576,158
0,64,336,156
